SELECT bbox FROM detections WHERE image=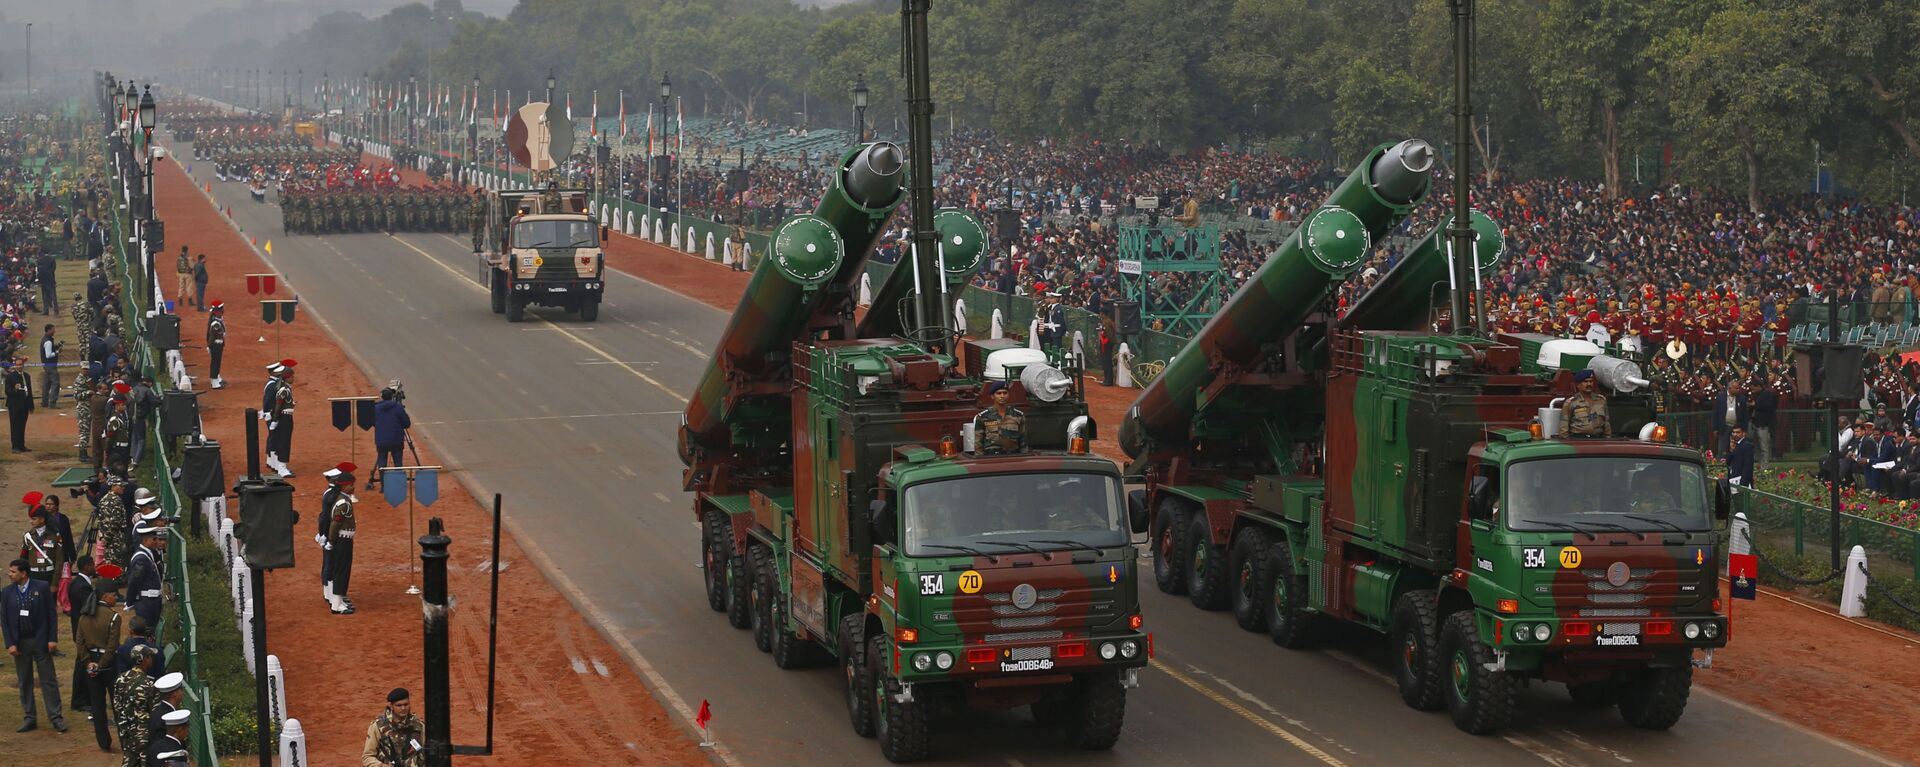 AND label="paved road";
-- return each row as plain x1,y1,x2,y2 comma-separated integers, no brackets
180,150,1898,767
